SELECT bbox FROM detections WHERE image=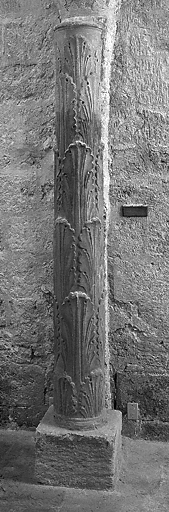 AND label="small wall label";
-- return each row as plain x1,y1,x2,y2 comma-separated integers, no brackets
127,402,139,420
122,205,148,217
